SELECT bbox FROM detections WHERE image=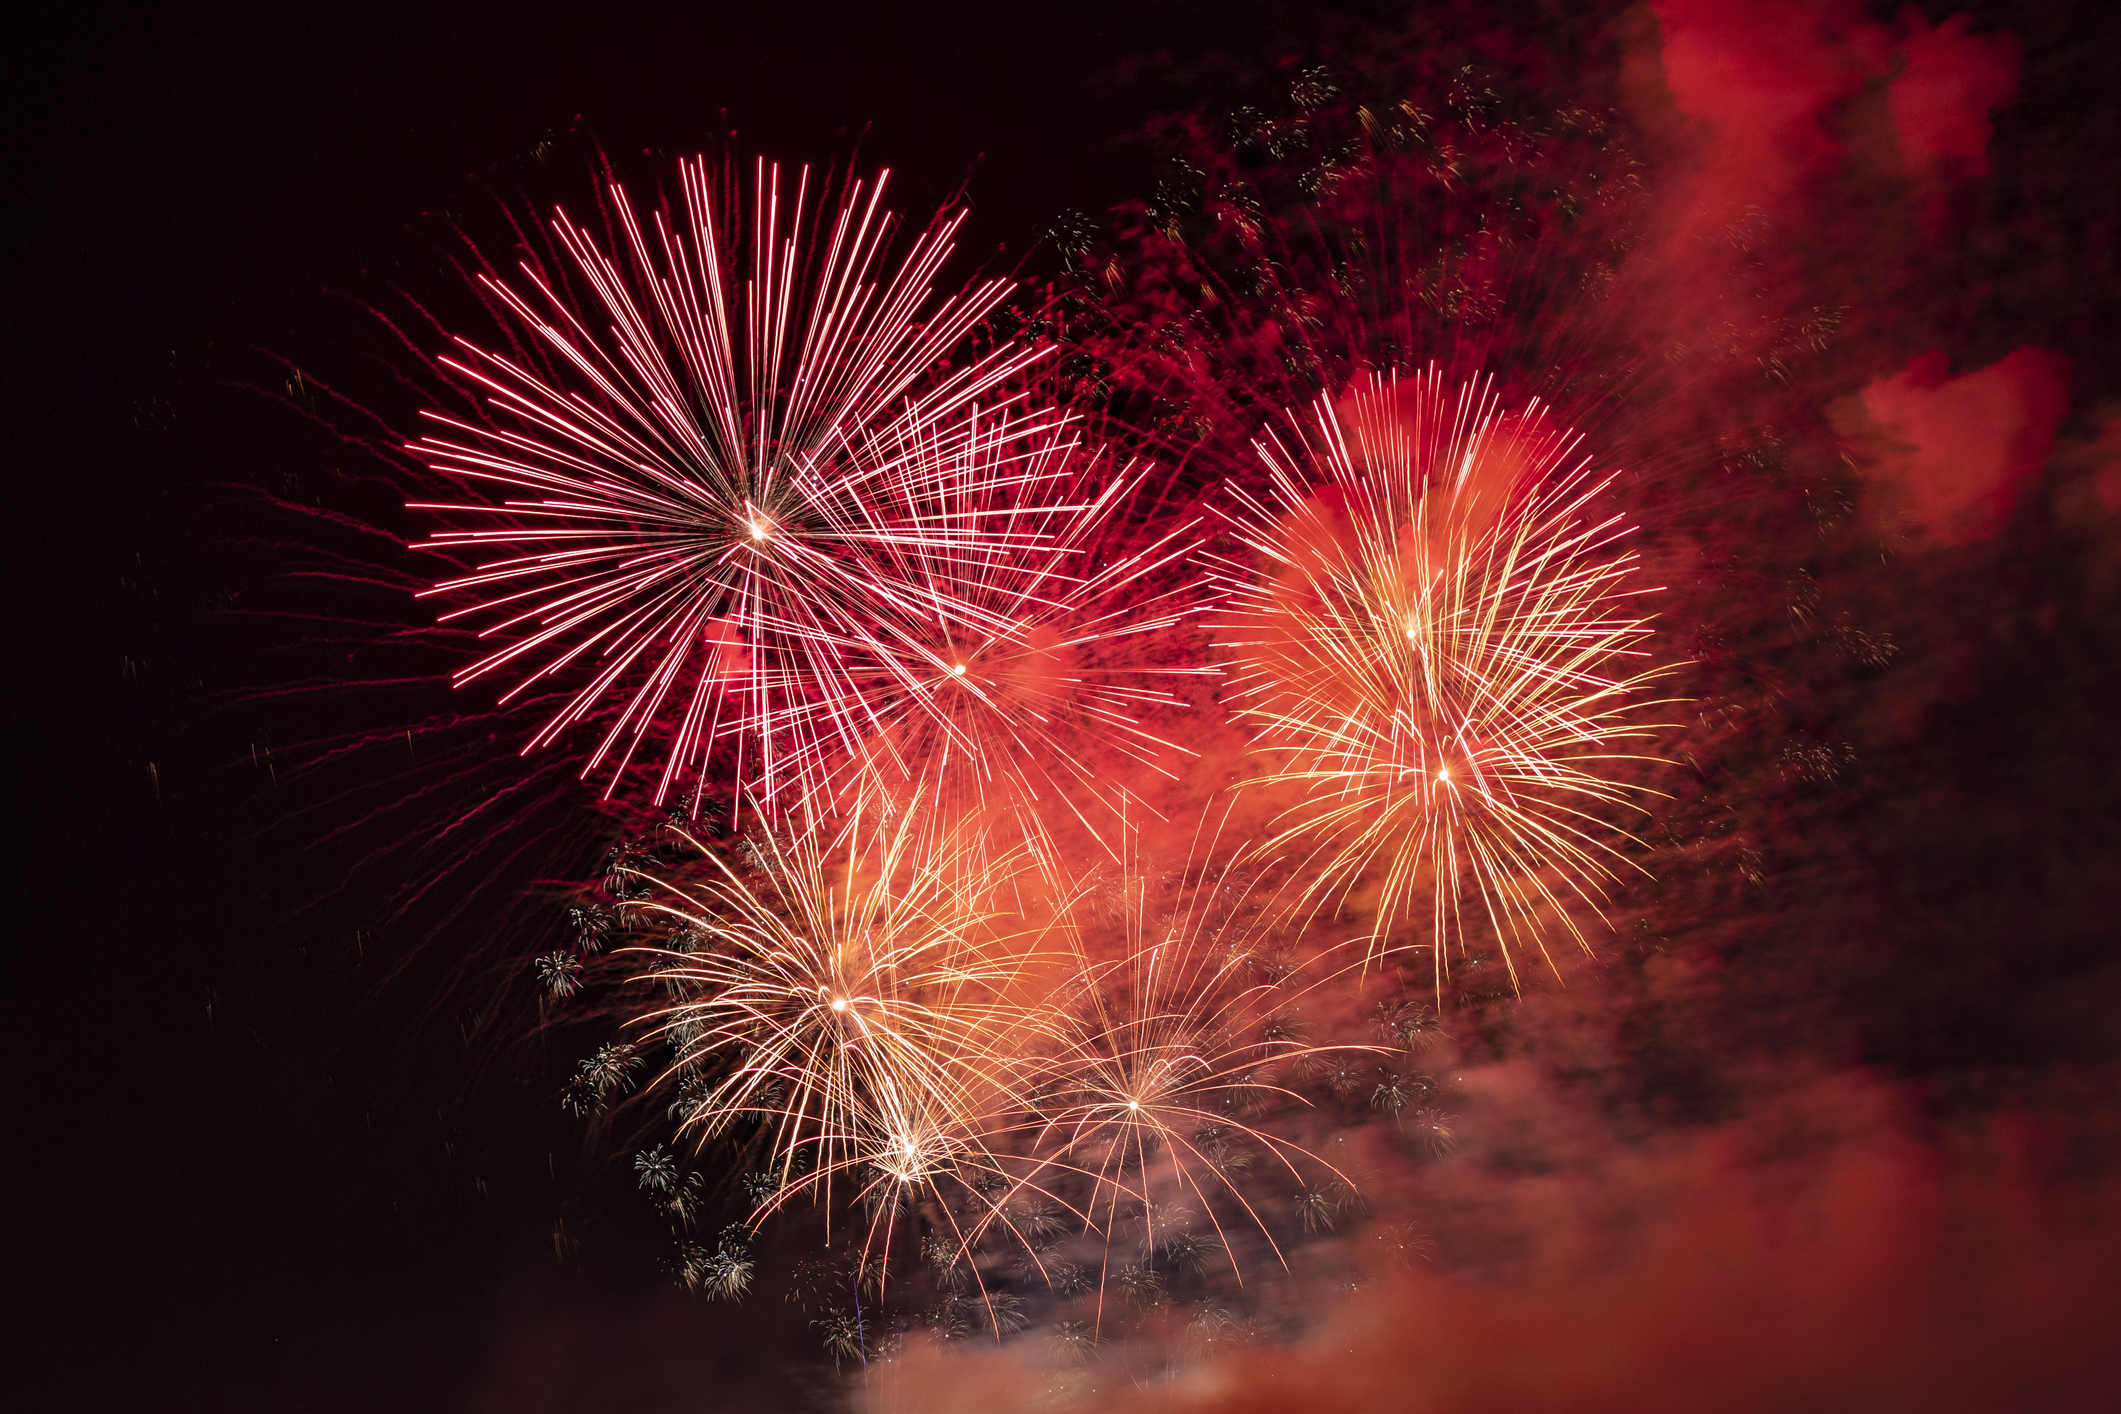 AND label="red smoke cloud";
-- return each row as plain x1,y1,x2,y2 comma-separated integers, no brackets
1889,16,2019,184
1850,348,2071,544
855,1075,2121,1413
1650,0,1888,218
2062,406,2121,526
1635,3,2067,548
1647,0,2019,221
